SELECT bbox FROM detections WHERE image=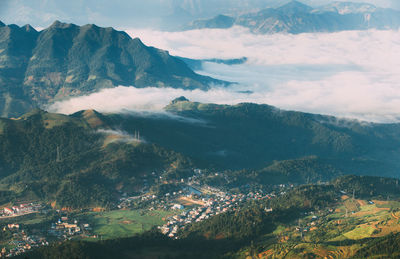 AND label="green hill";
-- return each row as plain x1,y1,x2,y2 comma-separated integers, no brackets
101,99,400,176
0,109,191,208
